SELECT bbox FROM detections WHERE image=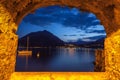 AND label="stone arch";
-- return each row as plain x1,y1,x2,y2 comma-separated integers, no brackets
0,0,120,80
5,0,117,35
